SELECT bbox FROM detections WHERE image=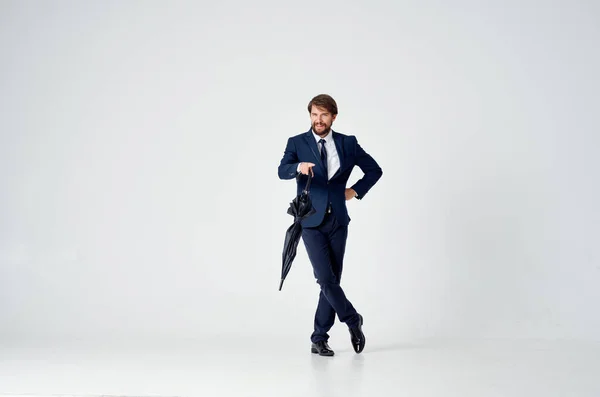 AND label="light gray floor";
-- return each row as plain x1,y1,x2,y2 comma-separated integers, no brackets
1,337,599,397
